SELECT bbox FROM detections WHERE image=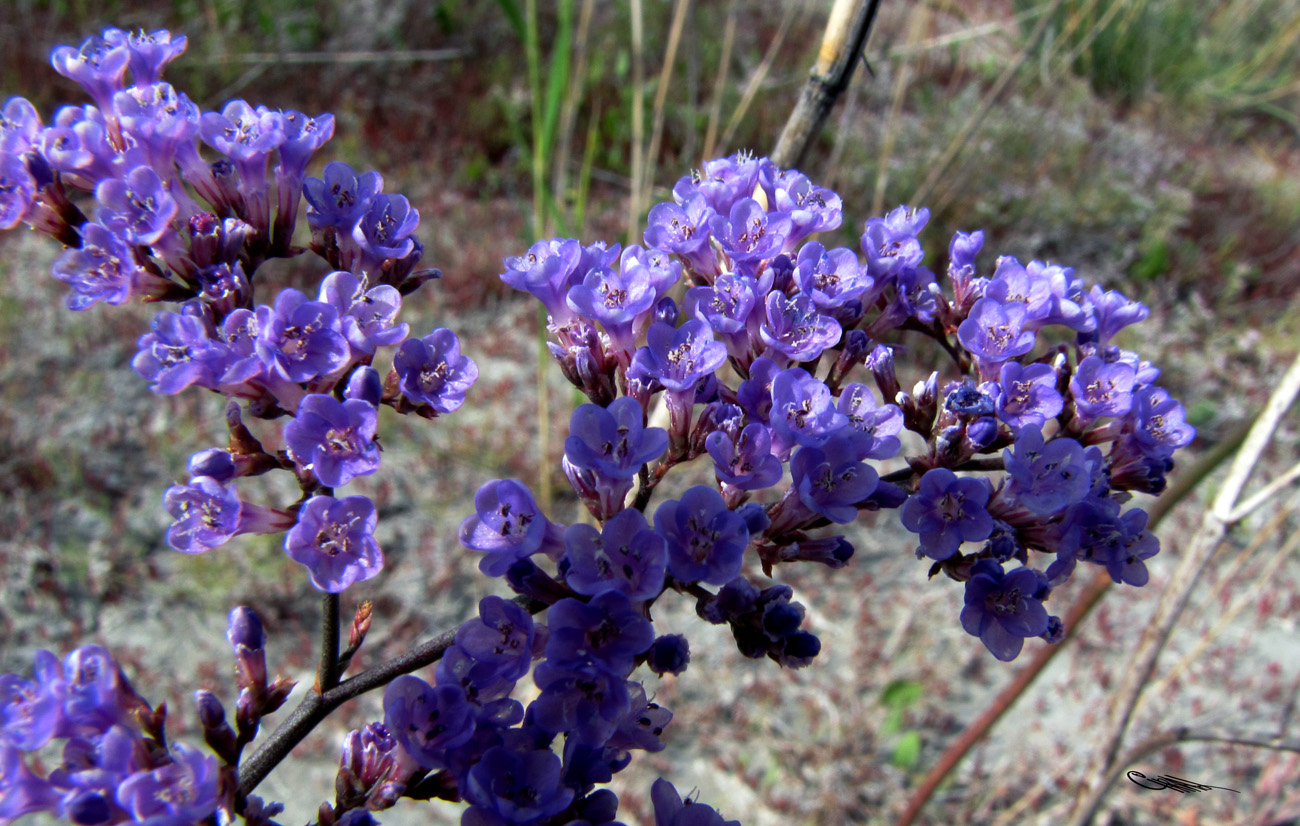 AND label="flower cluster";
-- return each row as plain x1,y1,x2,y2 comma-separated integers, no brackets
1,23,1195,826
1,647,214,824
1,26,478,593
486,149,1194,674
